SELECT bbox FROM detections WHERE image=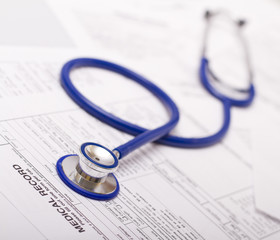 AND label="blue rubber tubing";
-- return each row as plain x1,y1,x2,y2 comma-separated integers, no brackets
60,58,254,159
200,58,255,107
61,58,179,159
